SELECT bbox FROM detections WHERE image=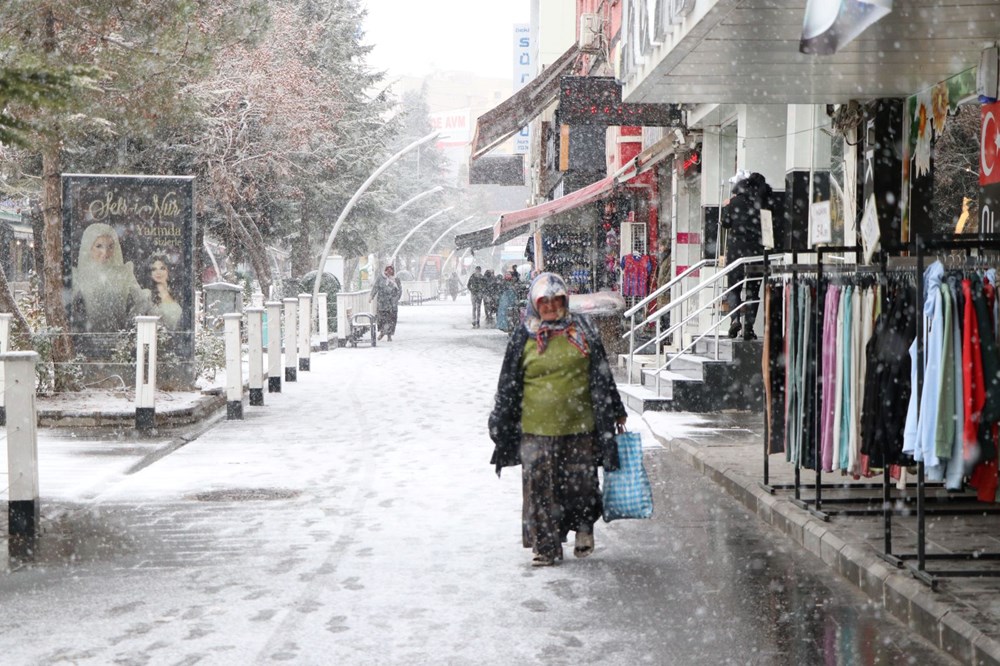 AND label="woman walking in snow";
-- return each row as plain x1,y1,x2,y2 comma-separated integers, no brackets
488,272,627,566
369,265,402,341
